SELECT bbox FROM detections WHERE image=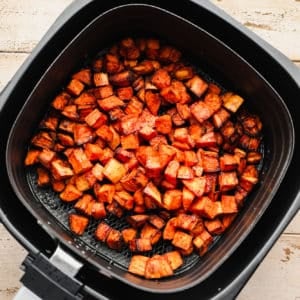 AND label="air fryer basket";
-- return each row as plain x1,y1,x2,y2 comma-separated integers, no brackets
5,4,294,294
